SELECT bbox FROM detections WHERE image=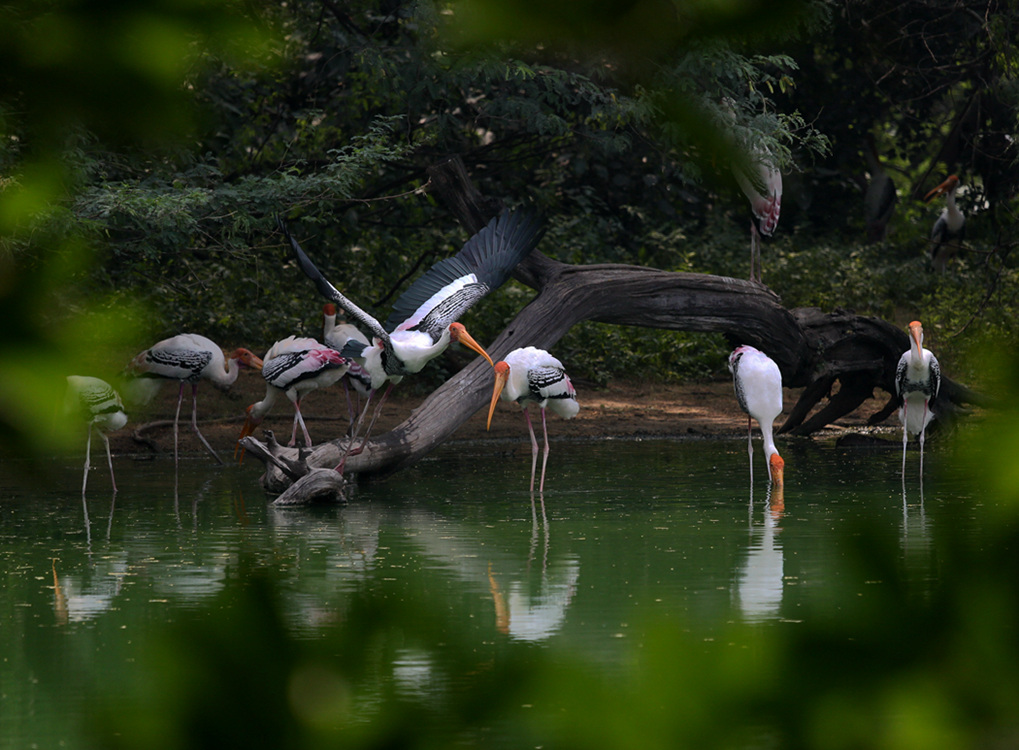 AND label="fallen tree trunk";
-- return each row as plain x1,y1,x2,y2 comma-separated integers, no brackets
244,157,984,497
